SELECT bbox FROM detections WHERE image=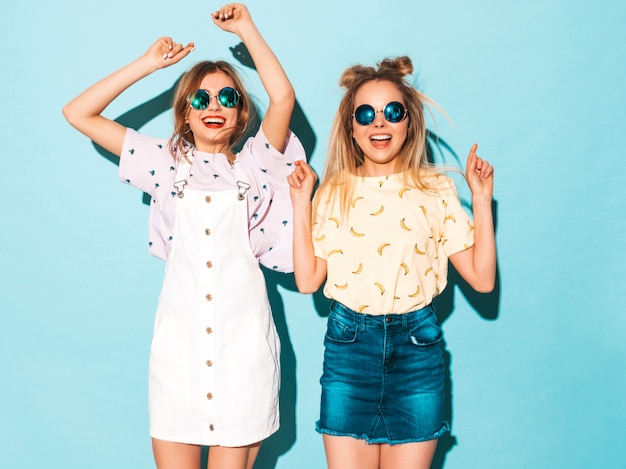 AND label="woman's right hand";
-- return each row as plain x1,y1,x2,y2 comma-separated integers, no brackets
63,36,193,157
144,36,195,71
288,160,318,206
